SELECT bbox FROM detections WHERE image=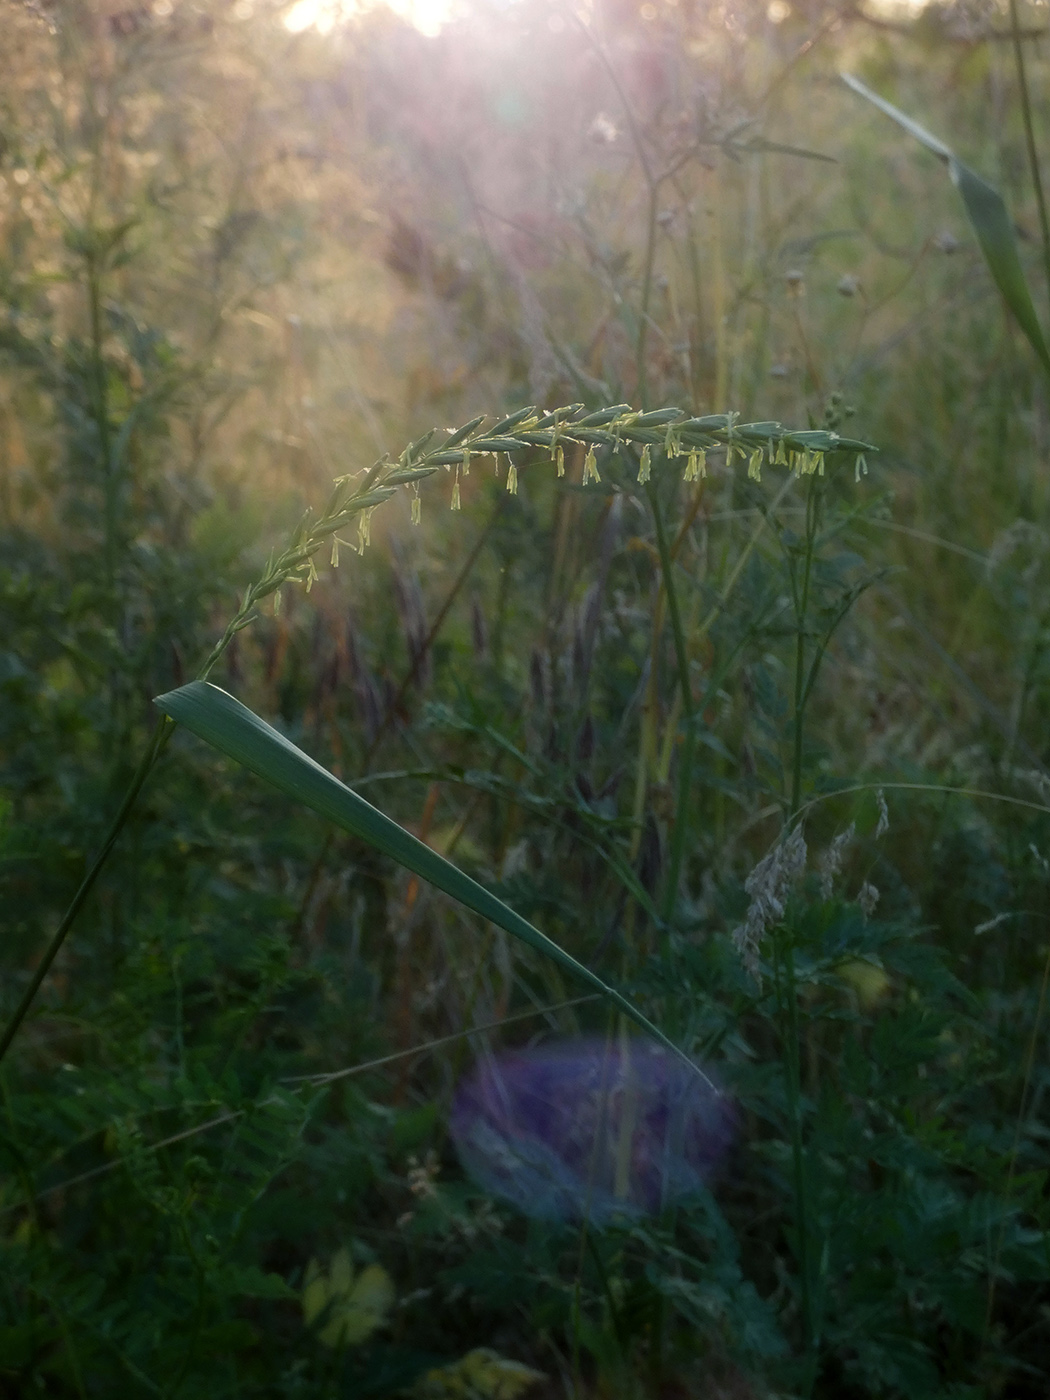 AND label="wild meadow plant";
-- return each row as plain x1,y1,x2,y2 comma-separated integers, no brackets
2,400,875,1065
1,394,891,1395
6,3,1050,1397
